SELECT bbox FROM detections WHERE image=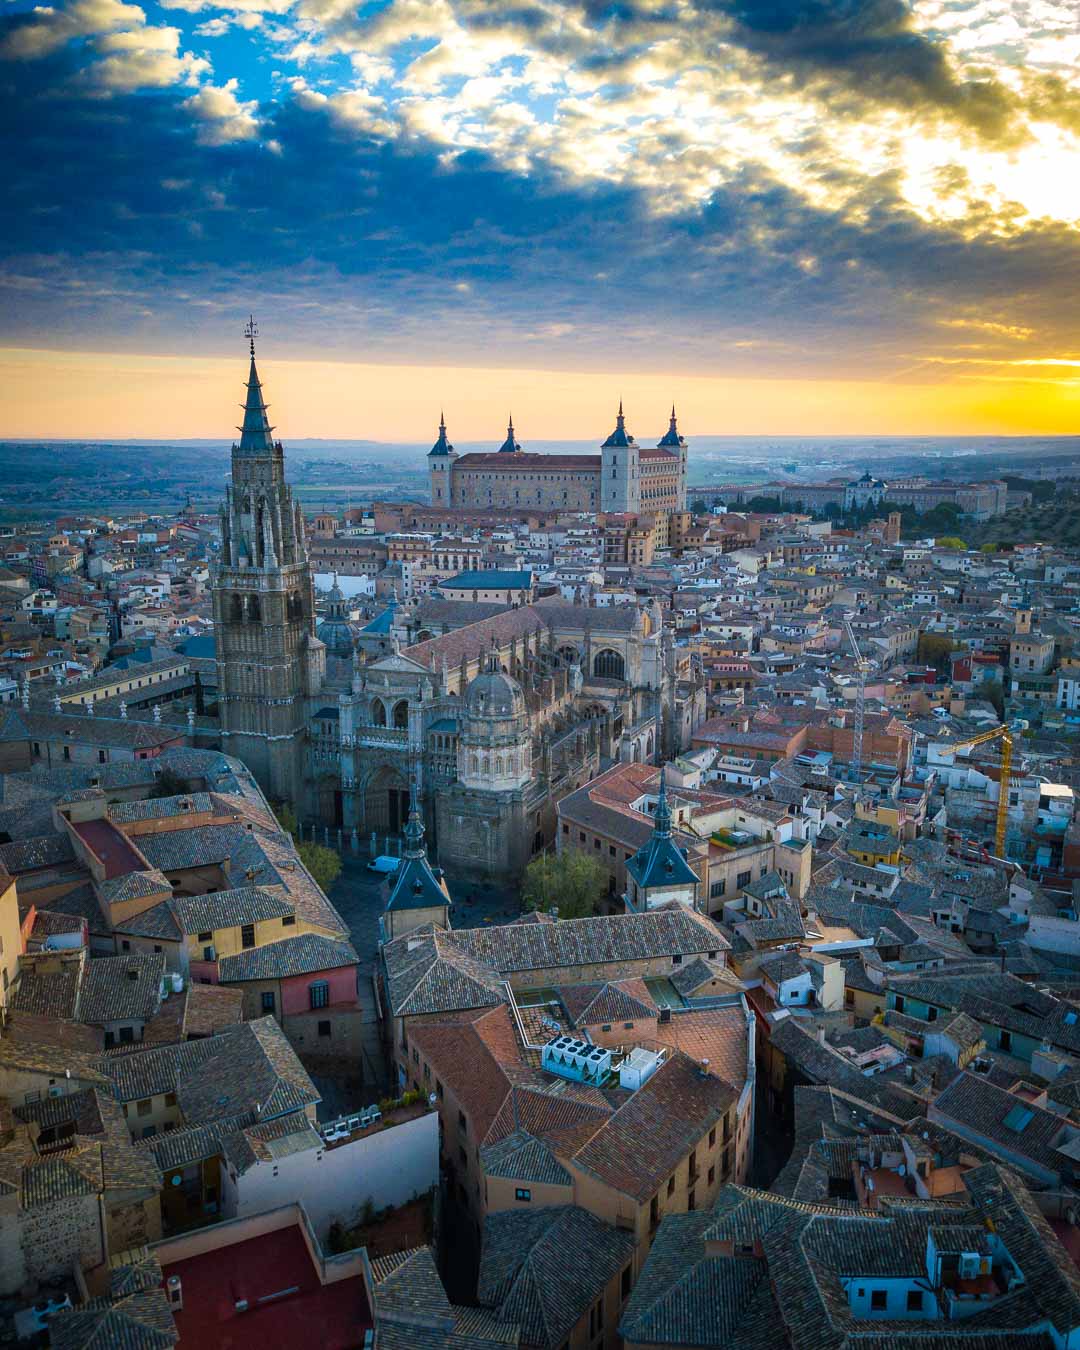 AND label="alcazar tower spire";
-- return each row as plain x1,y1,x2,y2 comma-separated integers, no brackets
212,318,324,808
